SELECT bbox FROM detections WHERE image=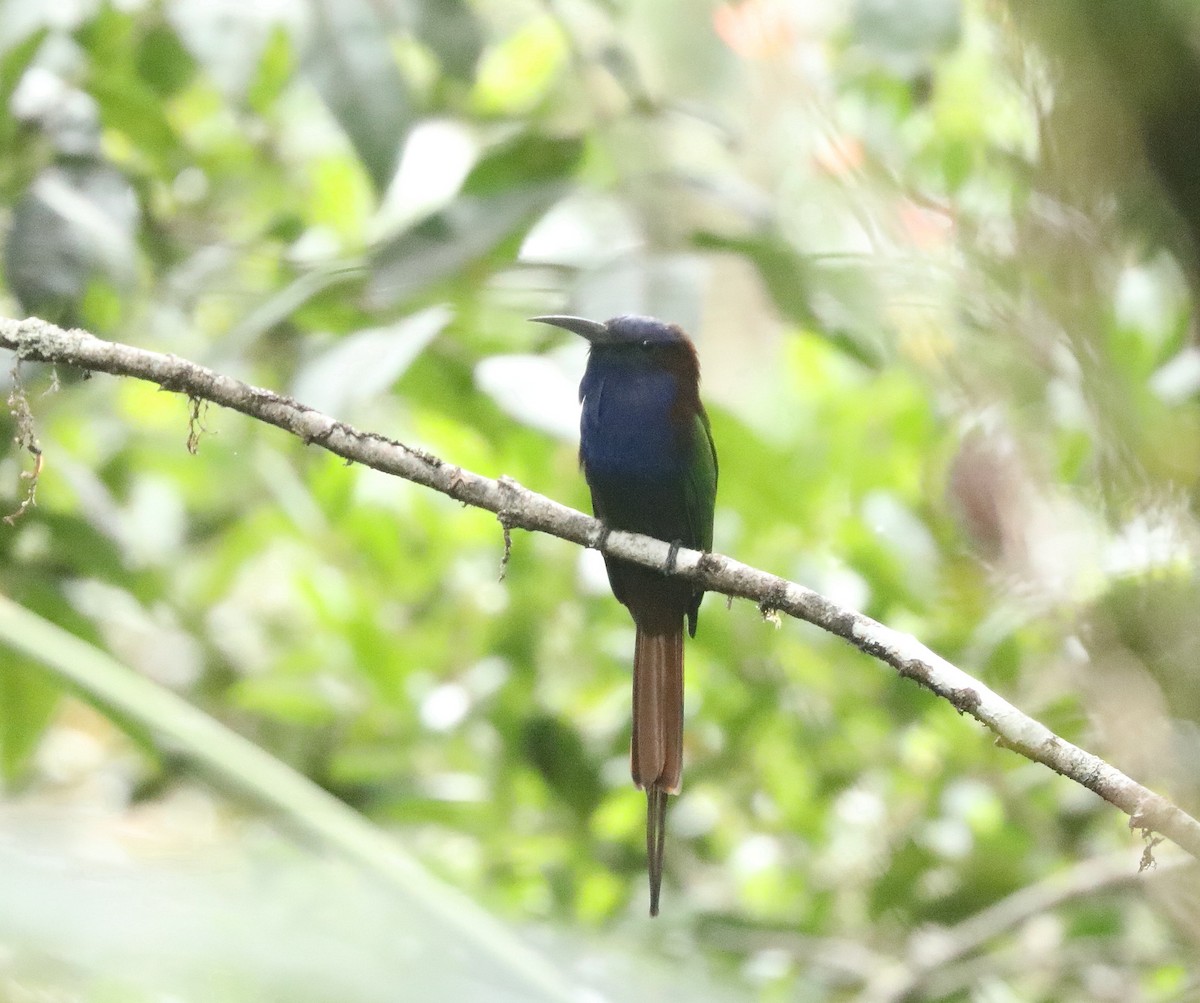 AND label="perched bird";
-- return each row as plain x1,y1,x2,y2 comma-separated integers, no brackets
531,313,718,916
